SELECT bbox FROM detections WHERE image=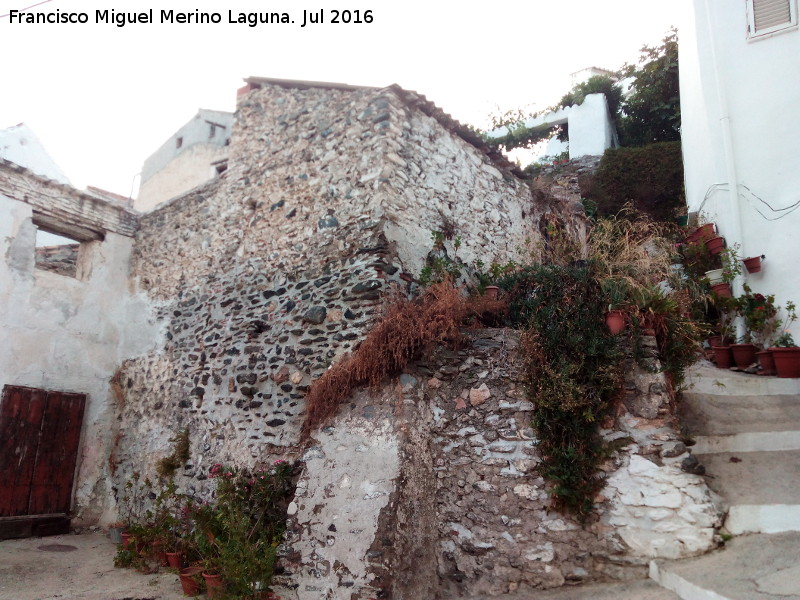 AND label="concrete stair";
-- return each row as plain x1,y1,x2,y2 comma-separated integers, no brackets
680,362,800,535
649,362,800,599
